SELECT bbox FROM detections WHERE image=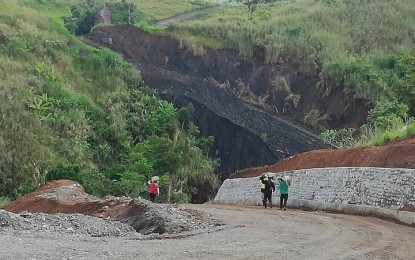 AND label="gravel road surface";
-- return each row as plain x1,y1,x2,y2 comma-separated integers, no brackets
1,204,414,259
